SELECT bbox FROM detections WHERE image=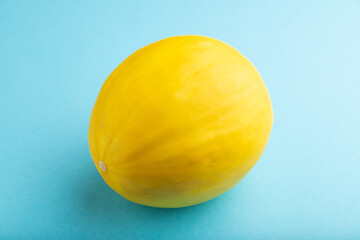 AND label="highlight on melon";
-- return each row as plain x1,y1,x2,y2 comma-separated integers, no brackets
88,35,273,208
